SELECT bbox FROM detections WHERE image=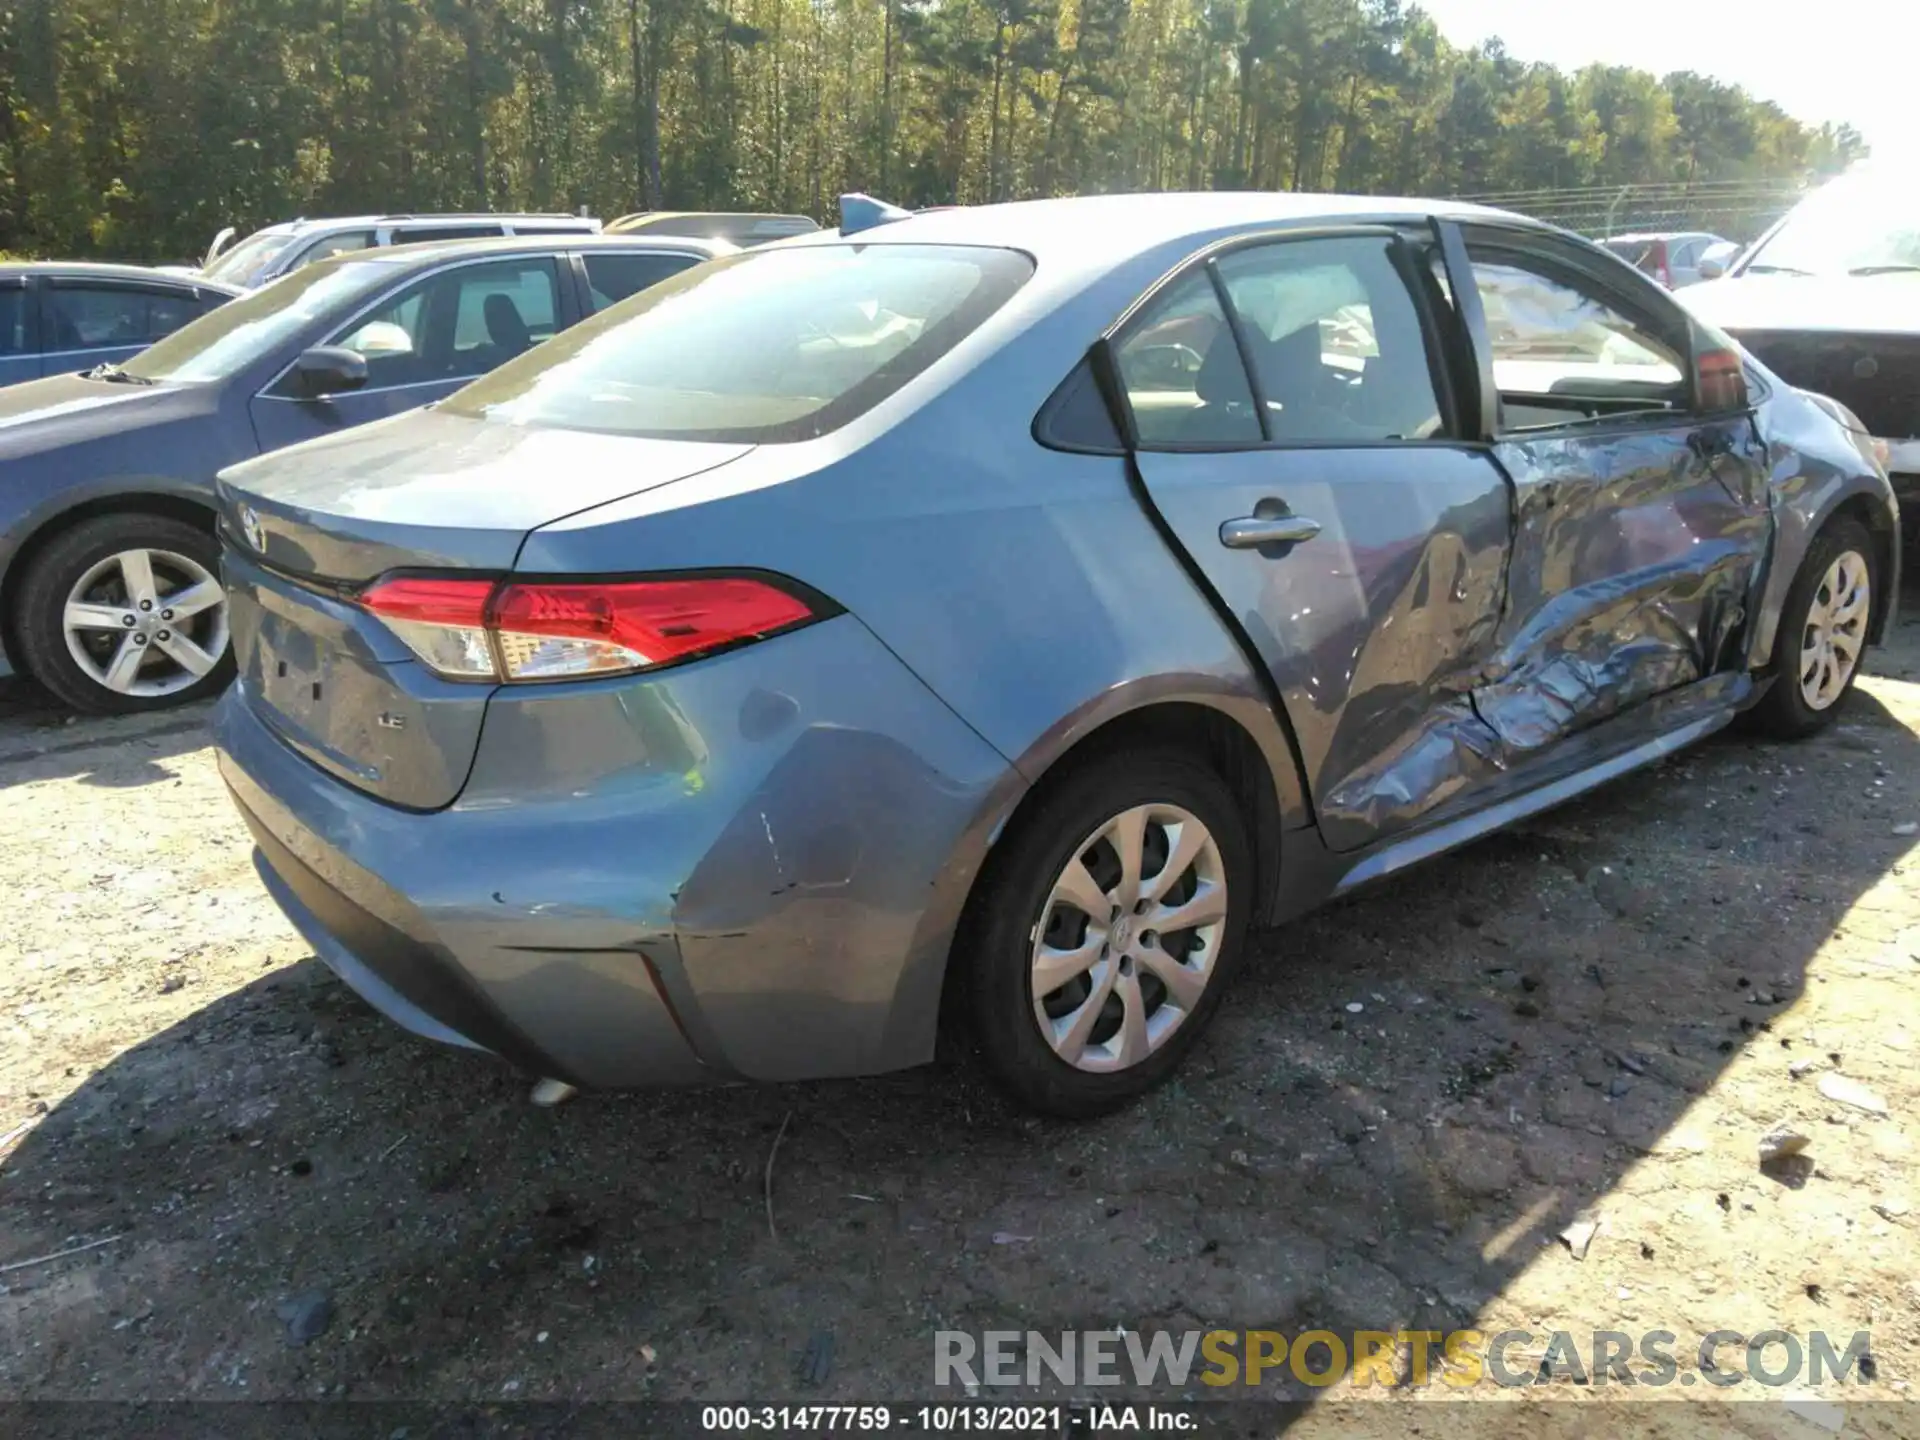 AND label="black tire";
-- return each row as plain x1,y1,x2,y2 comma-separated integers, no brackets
958,748,1253,1118
1746,517,1875,740
15,511,234,715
